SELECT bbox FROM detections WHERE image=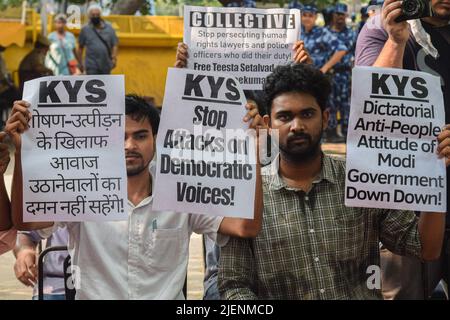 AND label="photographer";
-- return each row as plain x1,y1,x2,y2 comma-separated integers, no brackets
355,0,449,299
